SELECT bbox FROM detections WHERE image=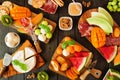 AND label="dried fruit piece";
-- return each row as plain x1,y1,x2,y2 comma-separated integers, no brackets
56,56,66,64
73,44,82,52
113,27,120,37
56,47,63,55
60,62,69,71
51,60,60,71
